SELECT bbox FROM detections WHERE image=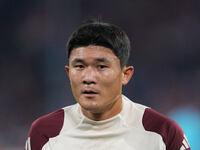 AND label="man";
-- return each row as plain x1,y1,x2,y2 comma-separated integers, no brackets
25,20,191,150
